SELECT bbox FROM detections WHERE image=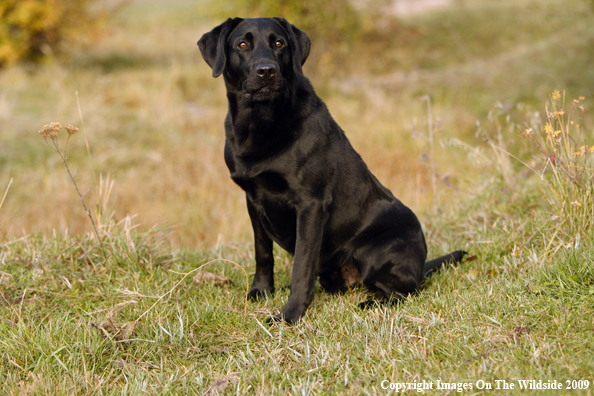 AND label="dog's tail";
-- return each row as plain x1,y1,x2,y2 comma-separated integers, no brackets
423,250,467,277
